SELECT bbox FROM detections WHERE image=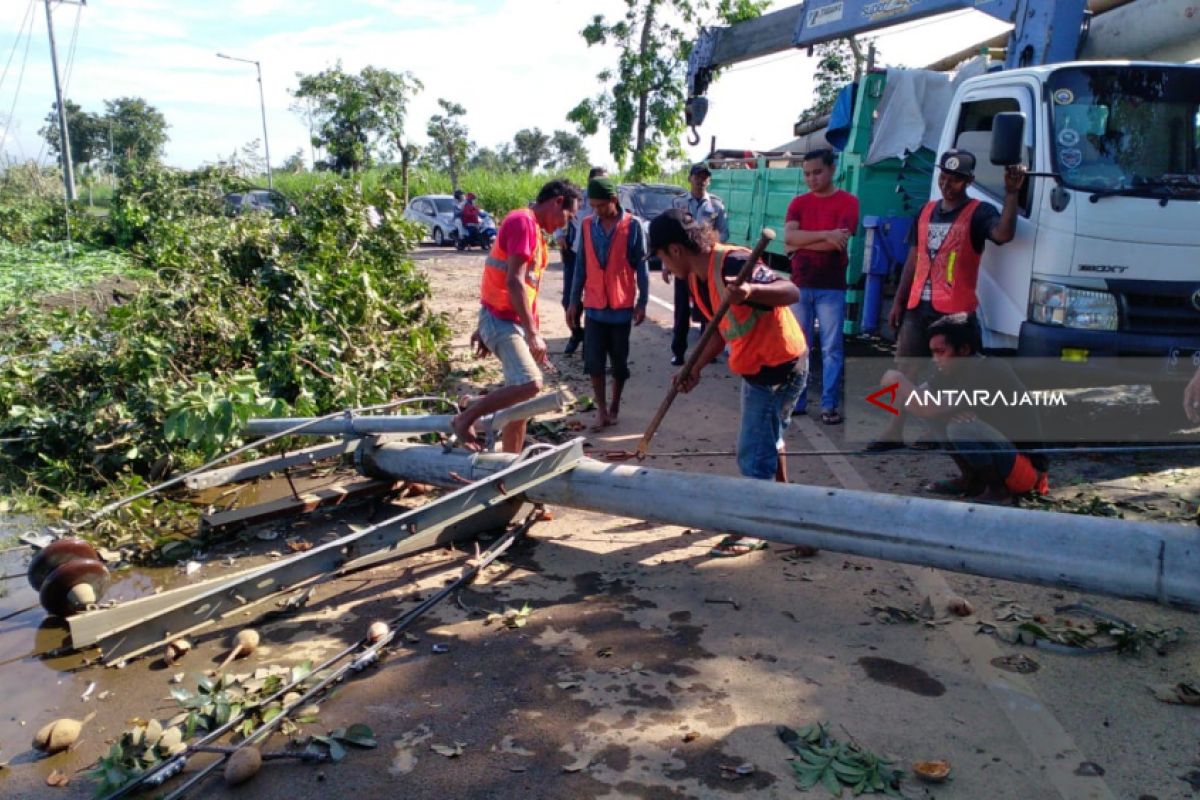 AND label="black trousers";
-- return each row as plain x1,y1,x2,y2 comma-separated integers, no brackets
671,278,705,359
